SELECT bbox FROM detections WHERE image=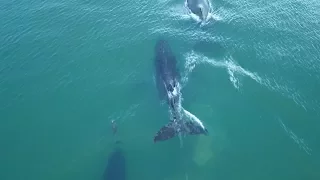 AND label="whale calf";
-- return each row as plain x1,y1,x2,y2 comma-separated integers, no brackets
153,39,208,143
185,0,211,23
